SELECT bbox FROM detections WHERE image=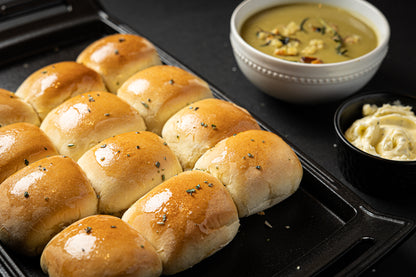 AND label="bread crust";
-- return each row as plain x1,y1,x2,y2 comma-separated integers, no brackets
0,122,58,183
15,61,106,120
122,170,239,275
41,215,162,277
40,91,146,161
78,131,182,215
161,98,261,170
195,130,303,217
0,88,40,126
77,34,162,93
118,65,213,135
0,155,97,256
